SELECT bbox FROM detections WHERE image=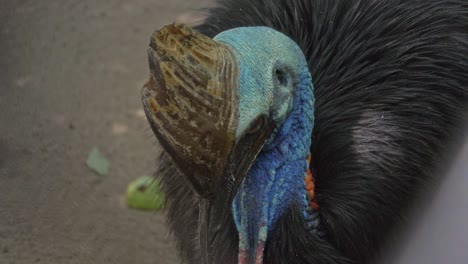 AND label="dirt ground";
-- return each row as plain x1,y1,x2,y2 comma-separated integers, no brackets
2,1,468,264
0,1,212,263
